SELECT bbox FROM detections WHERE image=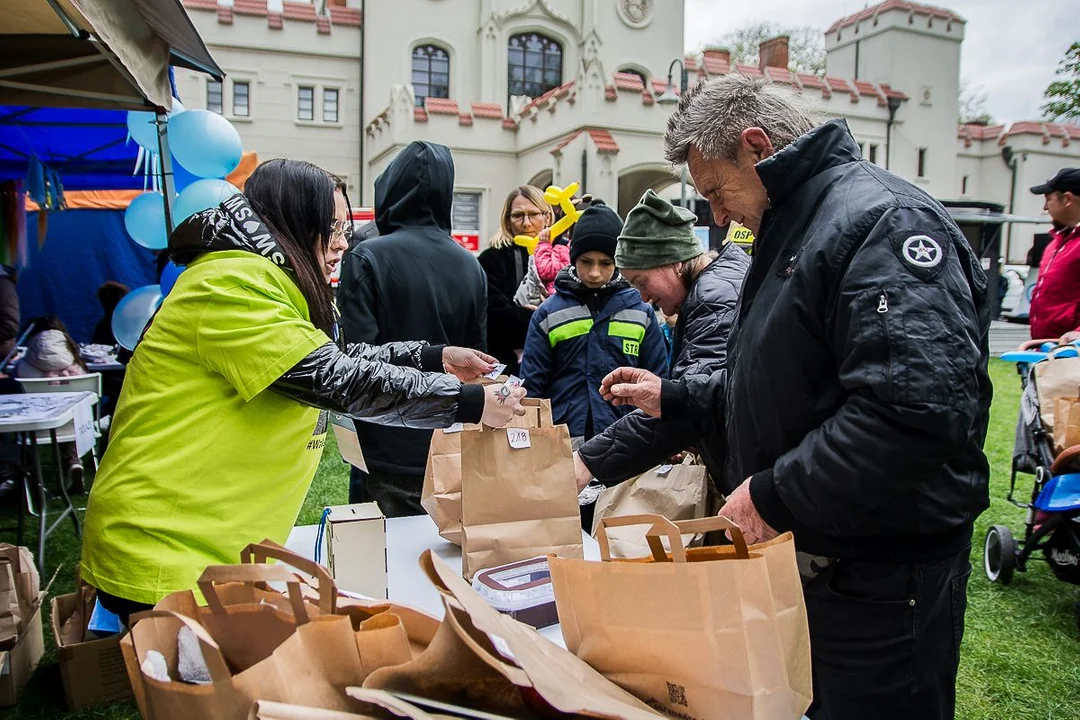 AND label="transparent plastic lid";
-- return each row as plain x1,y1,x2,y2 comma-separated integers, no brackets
471,556,555,611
